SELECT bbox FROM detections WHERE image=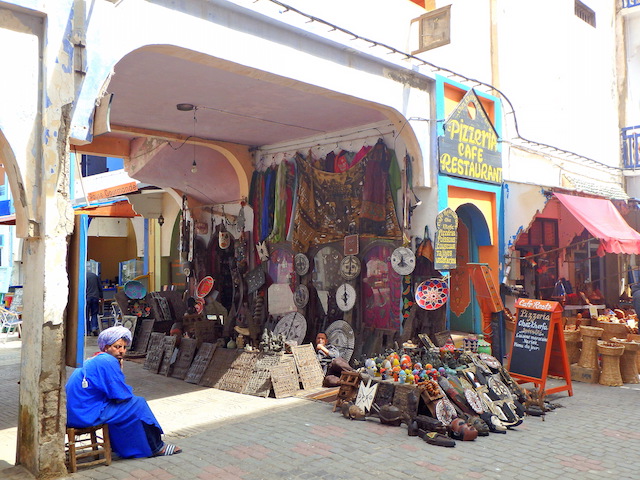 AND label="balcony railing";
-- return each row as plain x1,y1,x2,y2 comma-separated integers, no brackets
622,125,640,169
622,0,640,8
